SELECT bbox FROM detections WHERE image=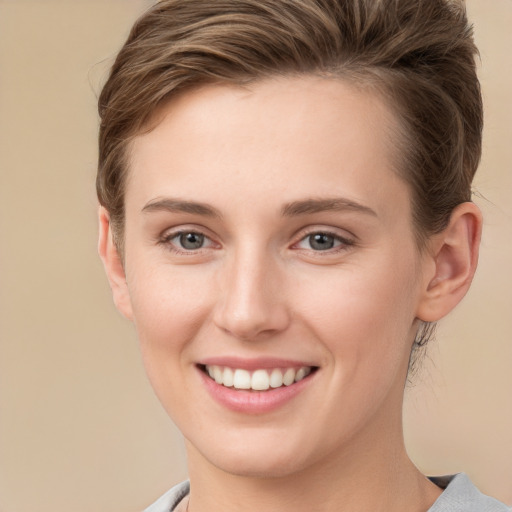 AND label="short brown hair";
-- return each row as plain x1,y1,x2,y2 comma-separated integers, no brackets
97,0,482,251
